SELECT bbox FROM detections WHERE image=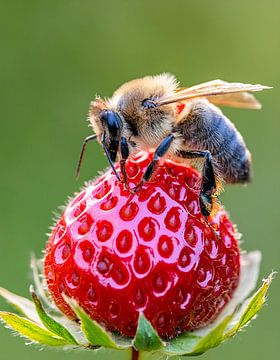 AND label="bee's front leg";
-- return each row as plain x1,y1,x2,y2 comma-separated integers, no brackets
101,133,121,181
120,136,130,190
132,134,175,192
